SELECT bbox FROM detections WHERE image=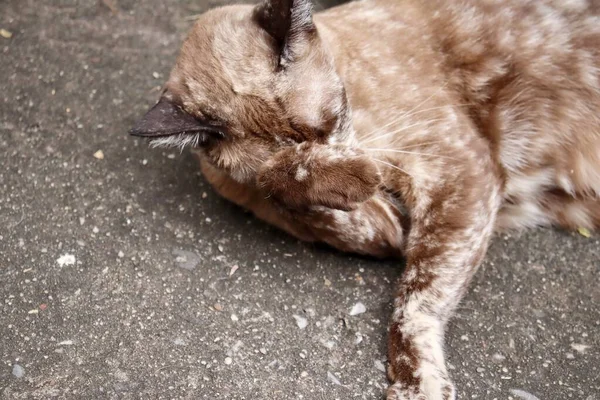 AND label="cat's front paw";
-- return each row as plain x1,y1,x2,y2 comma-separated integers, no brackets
257,142,381,211
386,378,455,400
386,383,428,400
